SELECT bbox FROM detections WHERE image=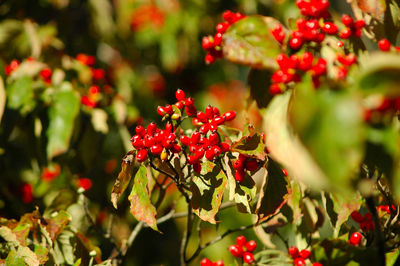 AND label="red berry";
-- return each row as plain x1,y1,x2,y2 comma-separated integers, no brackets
288,246,299,258
209,132,219,146
342,15,354,27
228,244,243,257
180,135,190,146
216,22,230,34
322,22,338,35
220,142,230,153
235,170,245,182
197,111,208,122
214,260,224,266
150,145,163,155
299,249,311,259
236,235,247,246
147,122,157,135
245,240,257,252
202,36,214,51
294,258,306,266
200,124,210,135
355,20,366,29
223,111,236,121
339,28,352,39
378,38,391,51
157,106,166,116
40,67,52,79
191,132,201,144
349,232,362,246
269,84,282,95
289,37,303,50
245,160,259,172
200,258,212,266
205,148,215,161
312,263,323,266
351,211,364,223
232,160,243,170
243,252,254,264
136,149,148,162
135,125,145,136
213,33,223,46
205,53,215,64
